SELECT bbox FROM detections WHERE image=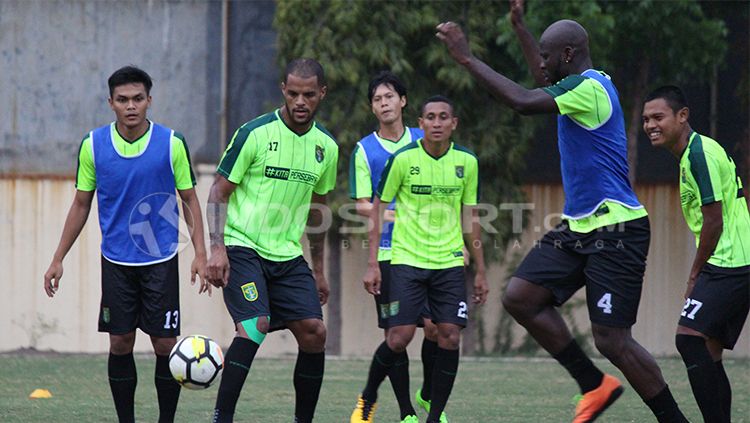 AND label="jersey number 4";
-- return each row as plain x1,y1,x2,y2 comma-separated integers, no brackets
681,298,703,320
597,293,613,314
